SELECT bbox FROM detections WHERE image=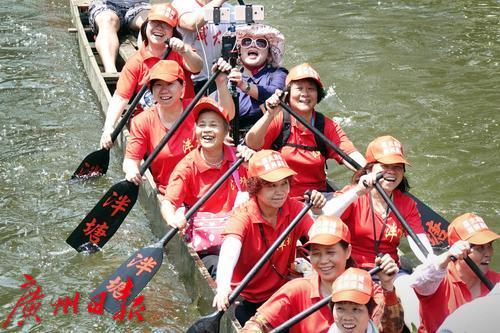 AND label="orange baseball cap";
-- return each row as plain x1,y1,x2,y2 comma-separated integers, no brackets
192,97,232,123
331,268,373,305
304,215,351,247
365,135,410,165
448,213,499,246
145,60,184,85
248,150,297,182
148,4,178,27
285,63,323,88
